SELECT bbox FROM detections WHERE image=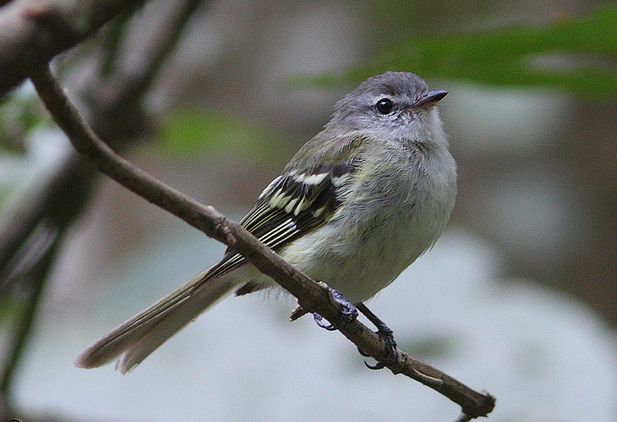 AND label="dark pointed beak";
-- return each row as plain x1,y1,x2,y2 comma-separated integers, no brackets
411,89,448,108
